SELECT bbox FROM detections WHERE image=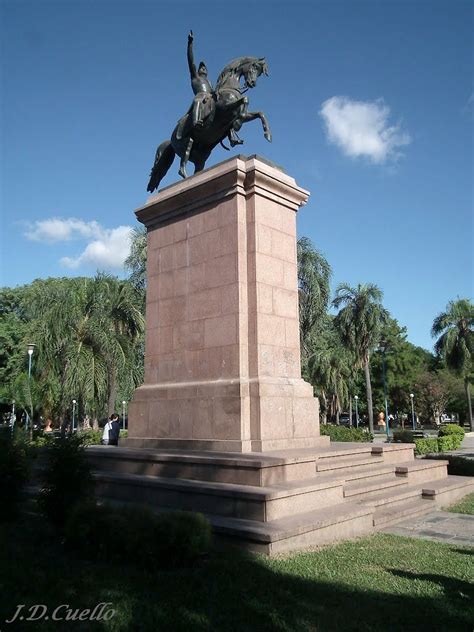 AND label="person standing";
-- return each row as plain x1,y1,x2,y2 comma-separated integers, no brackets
101,414,120,446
